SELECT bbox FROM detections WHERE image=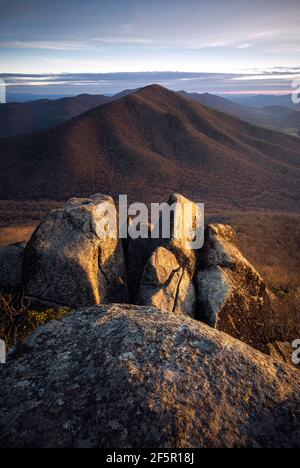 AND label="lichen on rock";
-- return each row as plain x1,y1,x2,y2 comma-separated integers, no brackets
1,304,300,448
